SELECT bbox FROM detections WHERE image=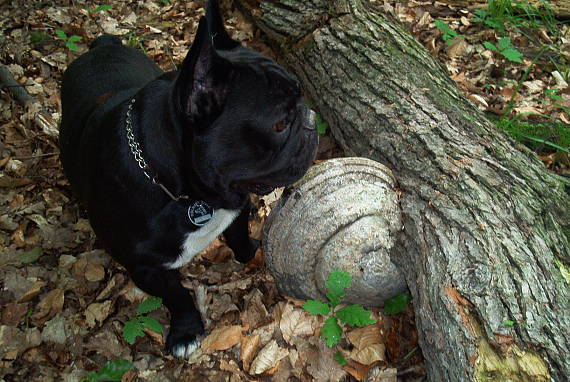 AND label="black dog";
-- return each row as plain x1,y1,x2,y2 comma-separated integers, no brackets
59,0,317,357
